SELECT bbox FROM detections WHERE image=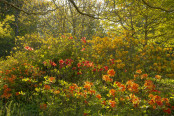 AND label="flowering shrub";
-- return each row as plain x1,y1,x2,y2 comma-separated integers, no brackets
0,34,173,115
86,35,174,80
